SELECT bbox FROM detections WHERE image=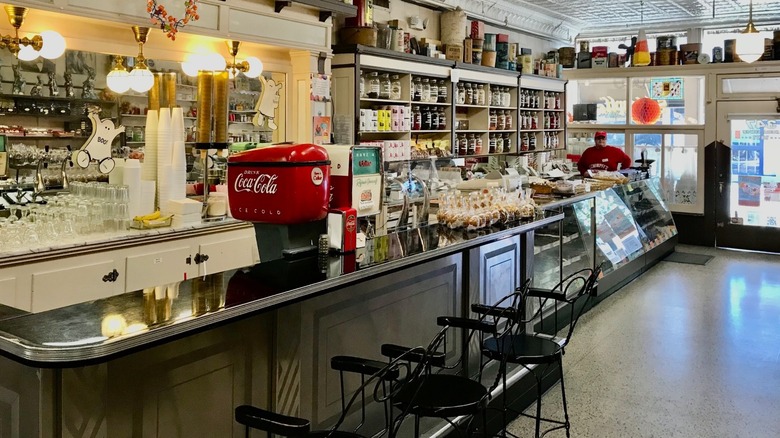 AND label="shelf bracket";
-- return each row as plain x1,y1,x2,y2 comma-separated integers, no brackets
275,1,291,13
